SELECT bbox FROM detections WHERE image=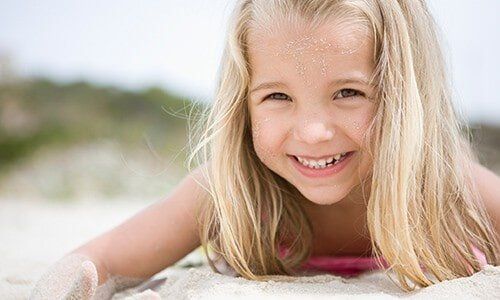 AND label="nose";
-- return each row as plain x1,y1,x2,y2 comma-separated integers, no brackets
293,121,335,144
